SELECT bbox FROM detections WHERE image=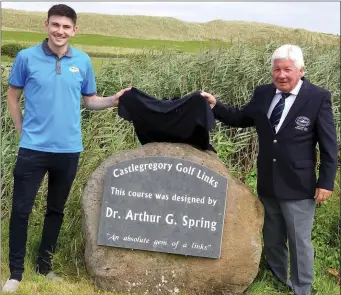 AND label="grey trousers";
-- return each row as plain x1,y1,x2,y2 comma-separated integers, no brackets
259,197,315,295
